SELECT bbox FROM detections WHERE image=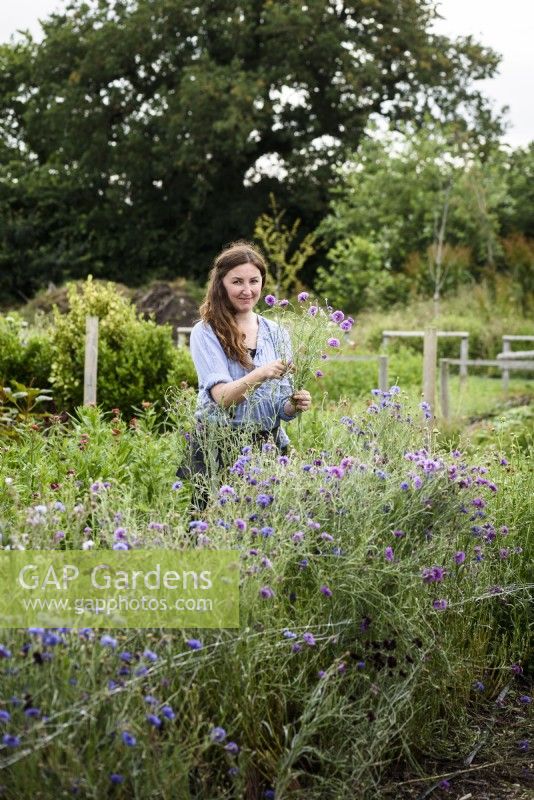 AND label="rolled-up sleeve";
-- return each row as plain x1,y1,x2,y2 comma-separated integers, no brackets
190,323,232,403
